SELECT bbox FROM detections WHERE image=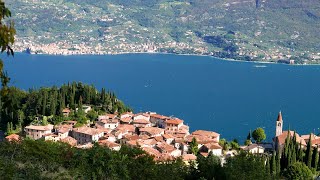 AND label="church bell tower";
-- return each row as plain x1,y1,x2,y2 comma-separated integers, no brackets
275,111,283,137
